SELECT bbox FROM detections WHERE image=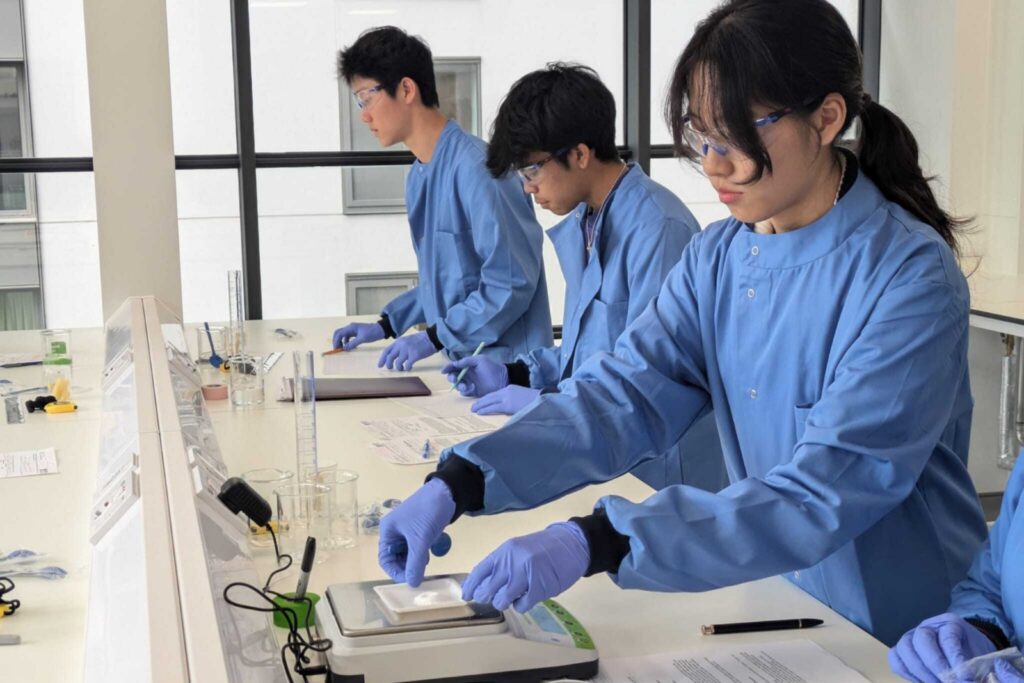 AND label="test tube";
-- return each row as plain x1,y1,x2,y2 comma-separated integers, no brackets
293,350,320,484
